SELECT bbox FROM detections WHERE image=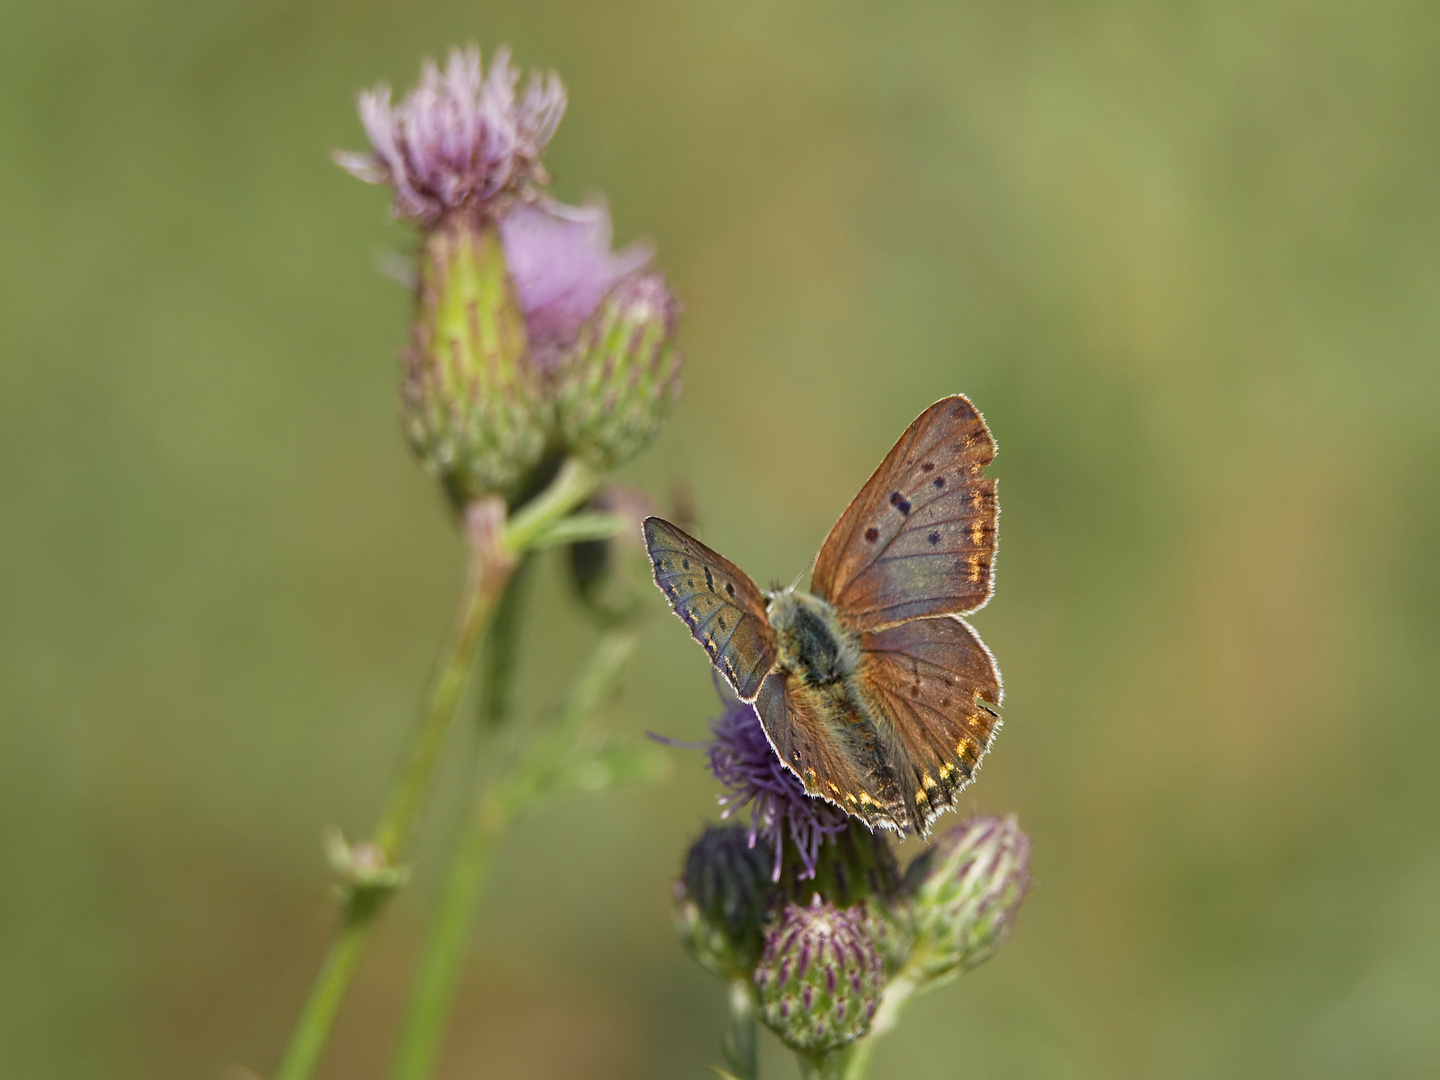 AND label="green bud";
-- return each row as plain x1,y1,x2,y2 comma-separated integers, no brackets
555,273,681,469
754,896,884,1054
906,814,1031,979
774,819,912,976
401,212,550,507
673,824,775,980
322,826,408,903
